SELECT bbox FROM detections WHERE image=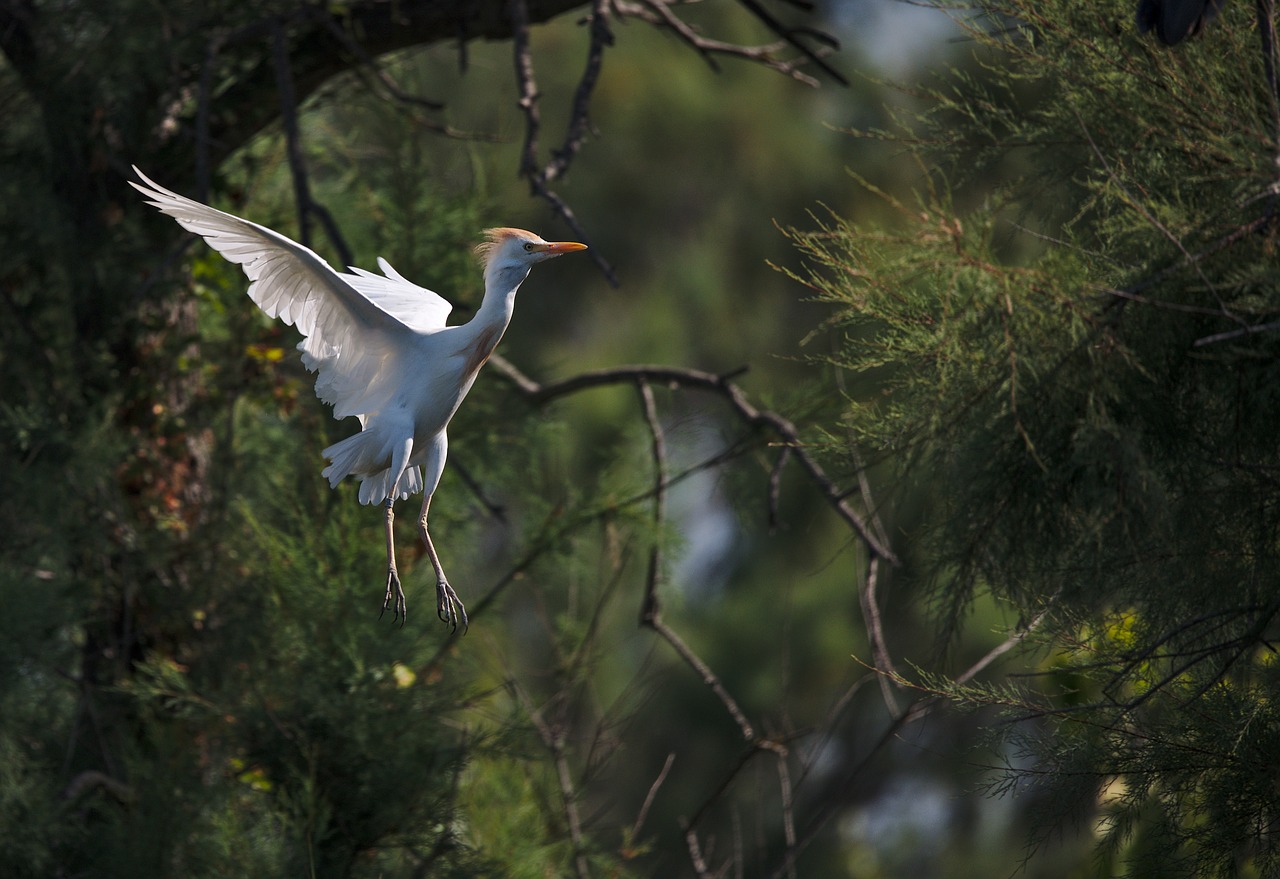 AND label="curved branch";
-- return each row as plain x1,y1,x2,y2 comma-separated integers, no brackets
489,355,900,563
